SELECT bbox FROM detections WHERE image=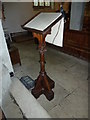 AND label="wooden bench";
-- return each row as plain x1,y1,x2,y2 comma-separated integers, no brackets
9,46,21,65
